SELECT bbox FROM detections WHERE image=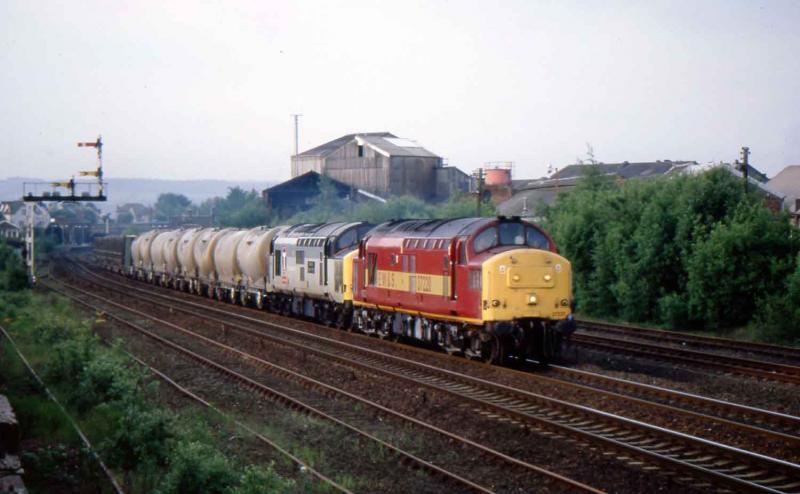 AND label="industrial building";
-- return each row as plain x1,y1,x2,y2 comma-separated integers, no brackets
290,132,470,201
263,171,385,219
